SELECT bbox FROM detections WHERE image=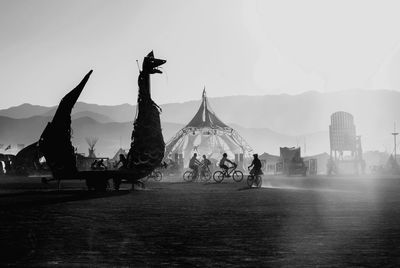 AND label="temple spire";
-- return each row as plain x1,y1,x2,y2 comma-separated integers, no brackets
185,88,228,128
